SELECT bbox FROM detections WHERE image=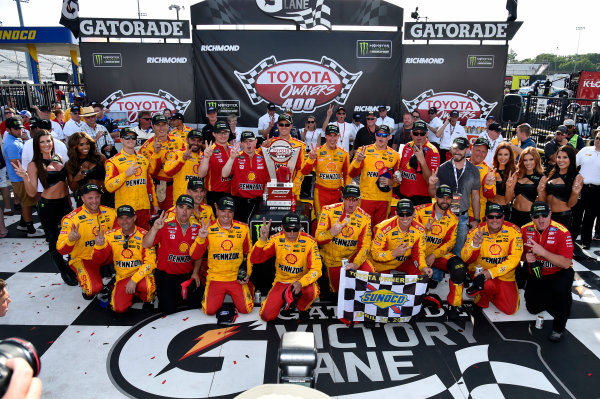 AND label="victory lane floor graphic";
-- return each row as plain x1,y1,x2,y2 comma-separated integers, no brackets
1,211,600,399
